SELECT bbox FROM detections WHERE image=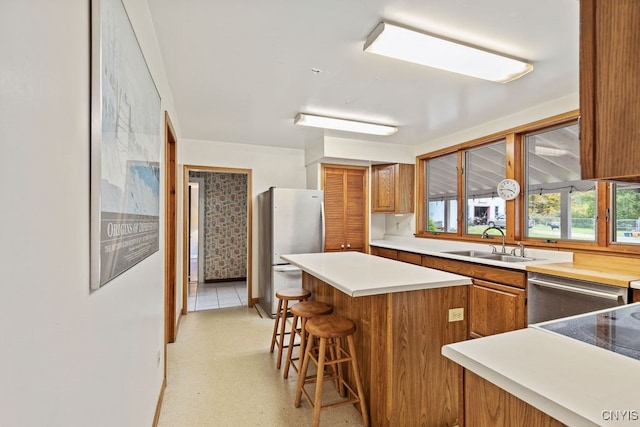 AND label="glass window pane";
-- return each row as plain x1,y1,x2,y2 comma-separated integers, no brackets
613,183,640,244
464,140,506,235
525,121,596,241
426,153,458,233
